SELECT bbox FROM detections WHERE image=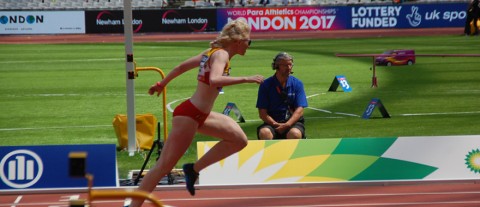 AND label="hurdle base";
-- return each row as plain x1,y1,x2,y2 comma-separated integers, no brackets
371,77,378,88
